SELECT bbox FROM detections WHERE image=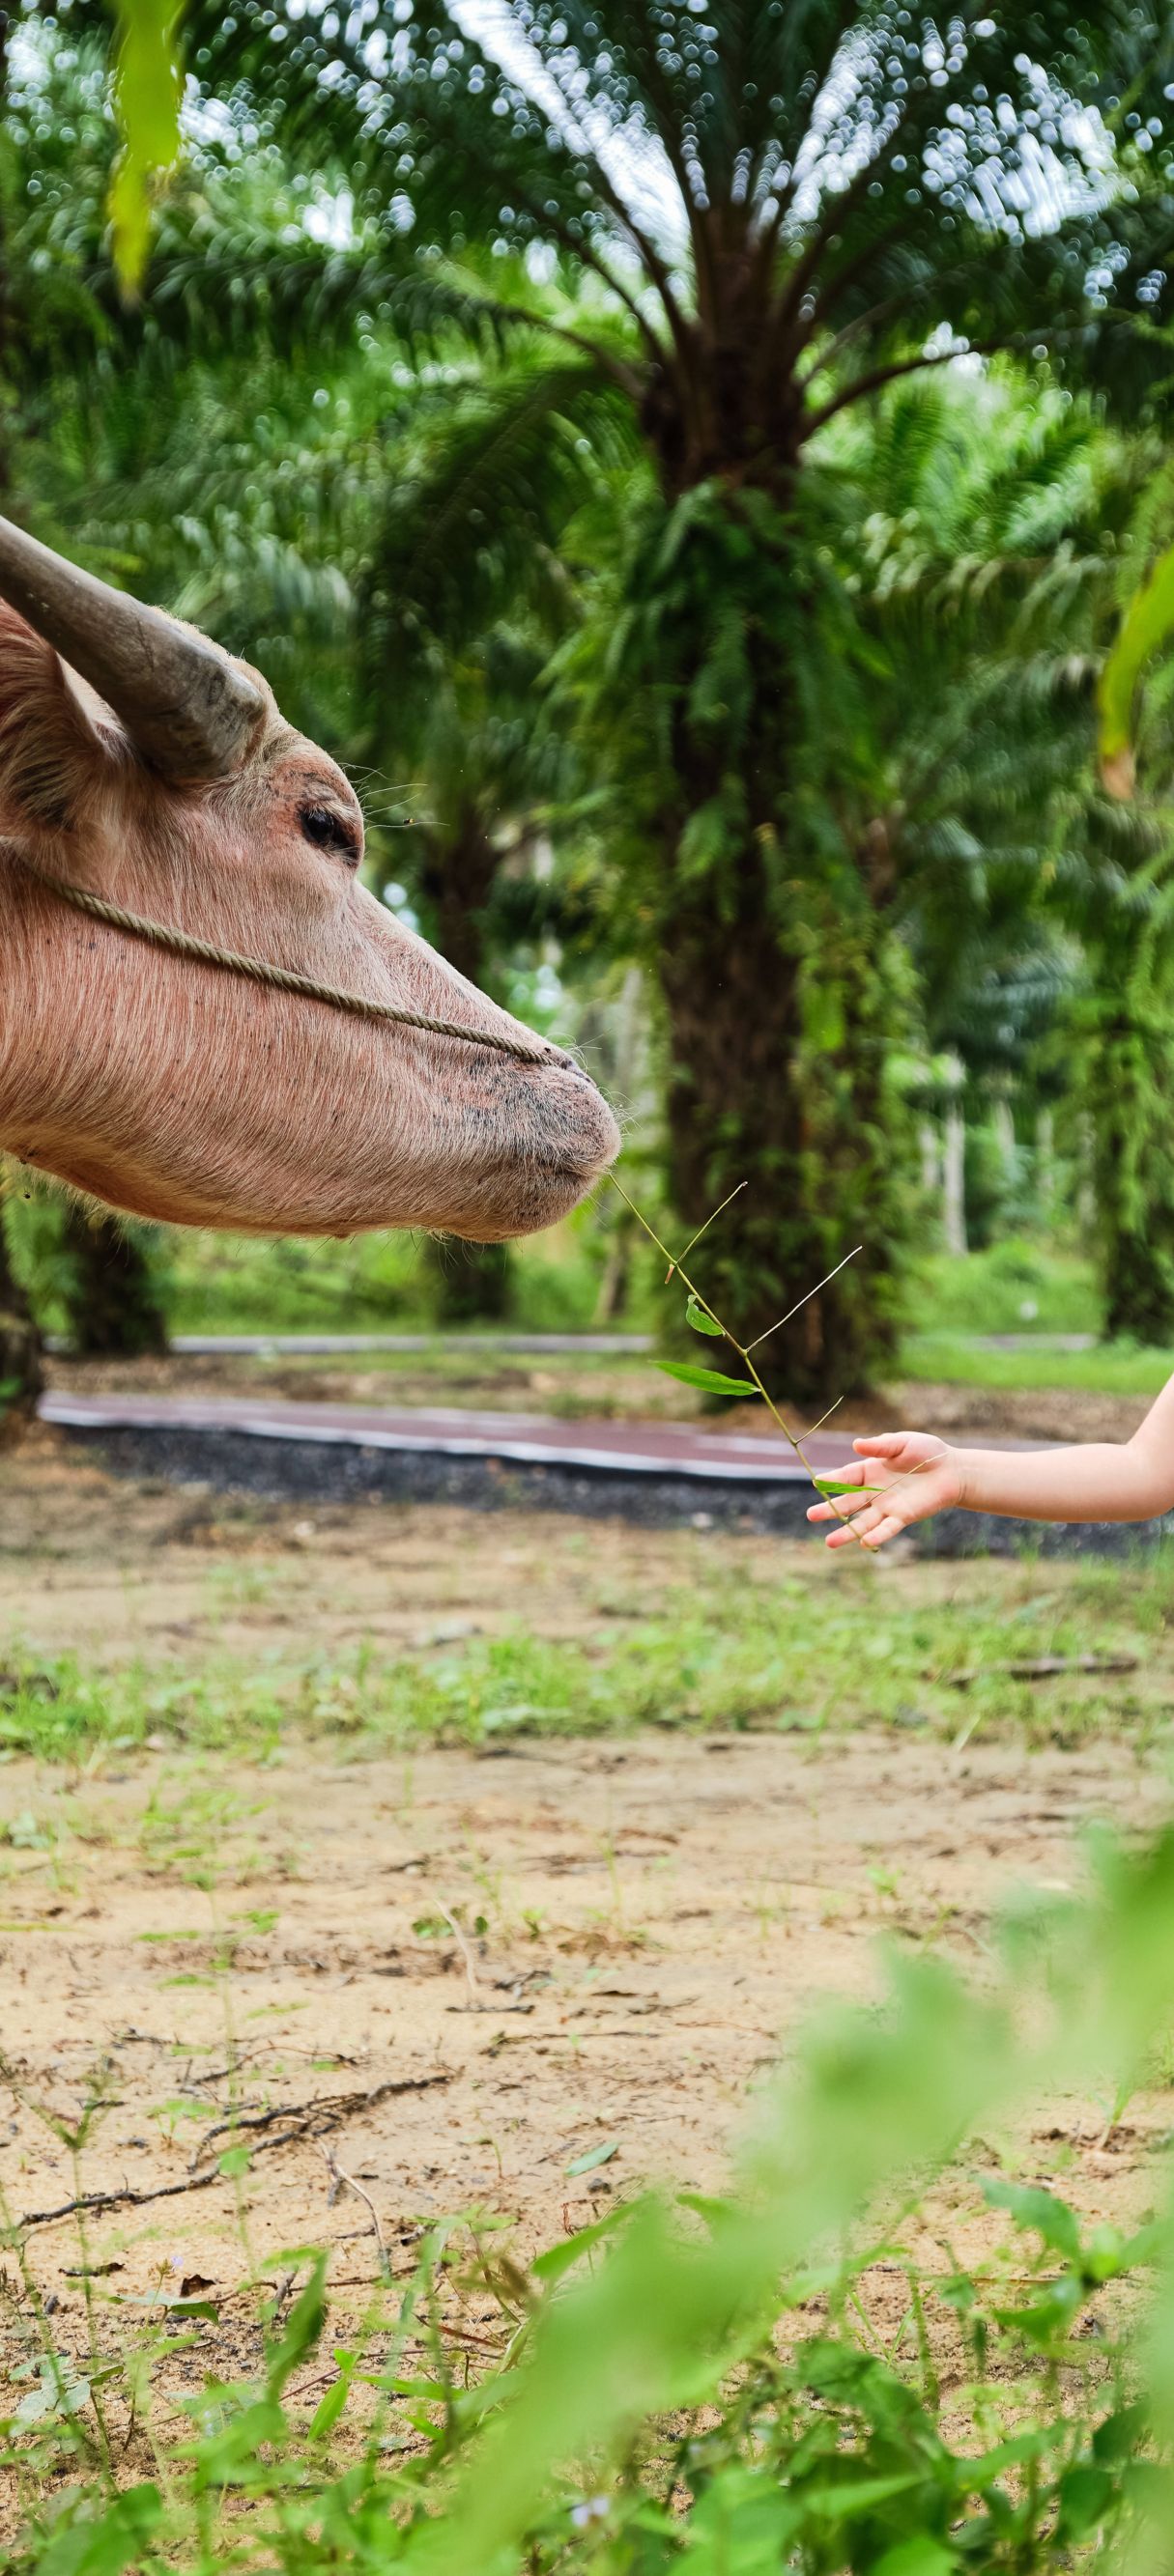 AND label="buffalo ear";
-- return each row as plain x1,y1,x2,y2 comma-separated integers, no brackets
0,603,119,828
